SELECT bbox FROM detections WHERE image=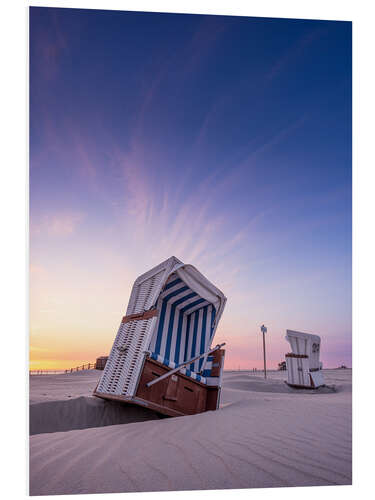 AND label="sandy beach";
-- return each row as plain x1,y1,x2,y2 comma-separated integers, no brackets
29,368,352,495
